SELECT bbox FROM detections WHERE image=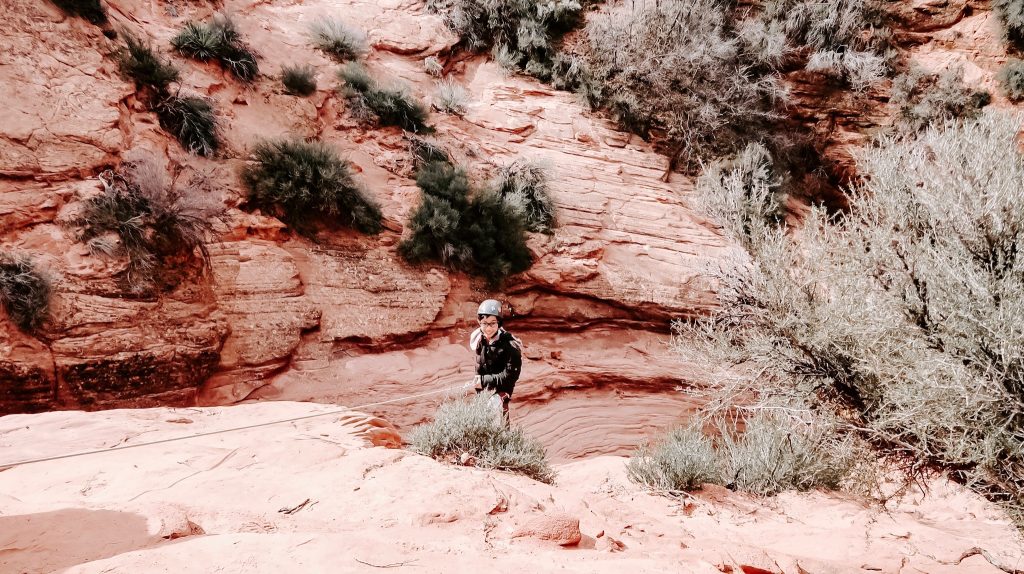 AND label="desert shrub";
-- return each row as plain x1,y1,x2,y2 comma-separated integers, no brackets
241,139,382,235
50,0,107,24
494,158,555,233
578,0,786,172
433,77,469,115
629,413,856,496
408,135,452,167
0,253,52,334
994,0,1024,50
155,95,219,156
678,111,1024,521
172,15,259,82
998,59,1024,102
338,63,430,132
628,424,721,492
116,32,180,92
426,0,582,79
890,67,990,133
410,394,555,483
805,49,886,91
309,17,367,62
399,161,531,282
281,64,317,96
719,412,857,495
72,159,219,293
423,55,444,77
